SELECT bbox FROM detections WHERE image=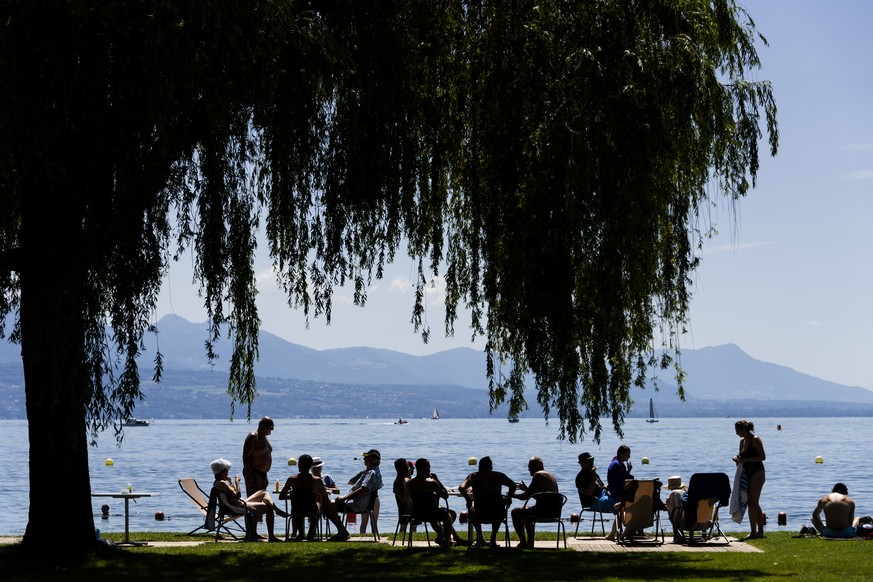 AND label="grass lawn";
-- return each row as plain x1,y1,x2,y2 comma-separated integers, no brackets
0,531,866,581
